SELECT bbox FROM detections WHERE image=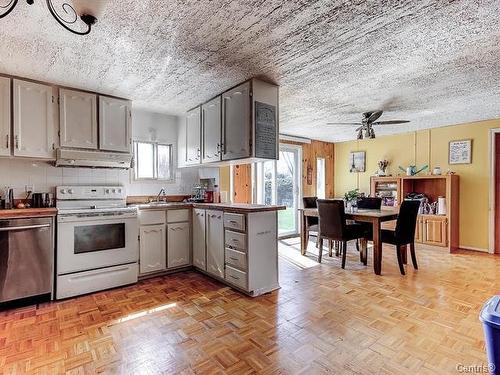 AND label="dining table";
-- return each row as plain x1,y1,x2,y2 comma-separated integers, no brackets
299,207,399,275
